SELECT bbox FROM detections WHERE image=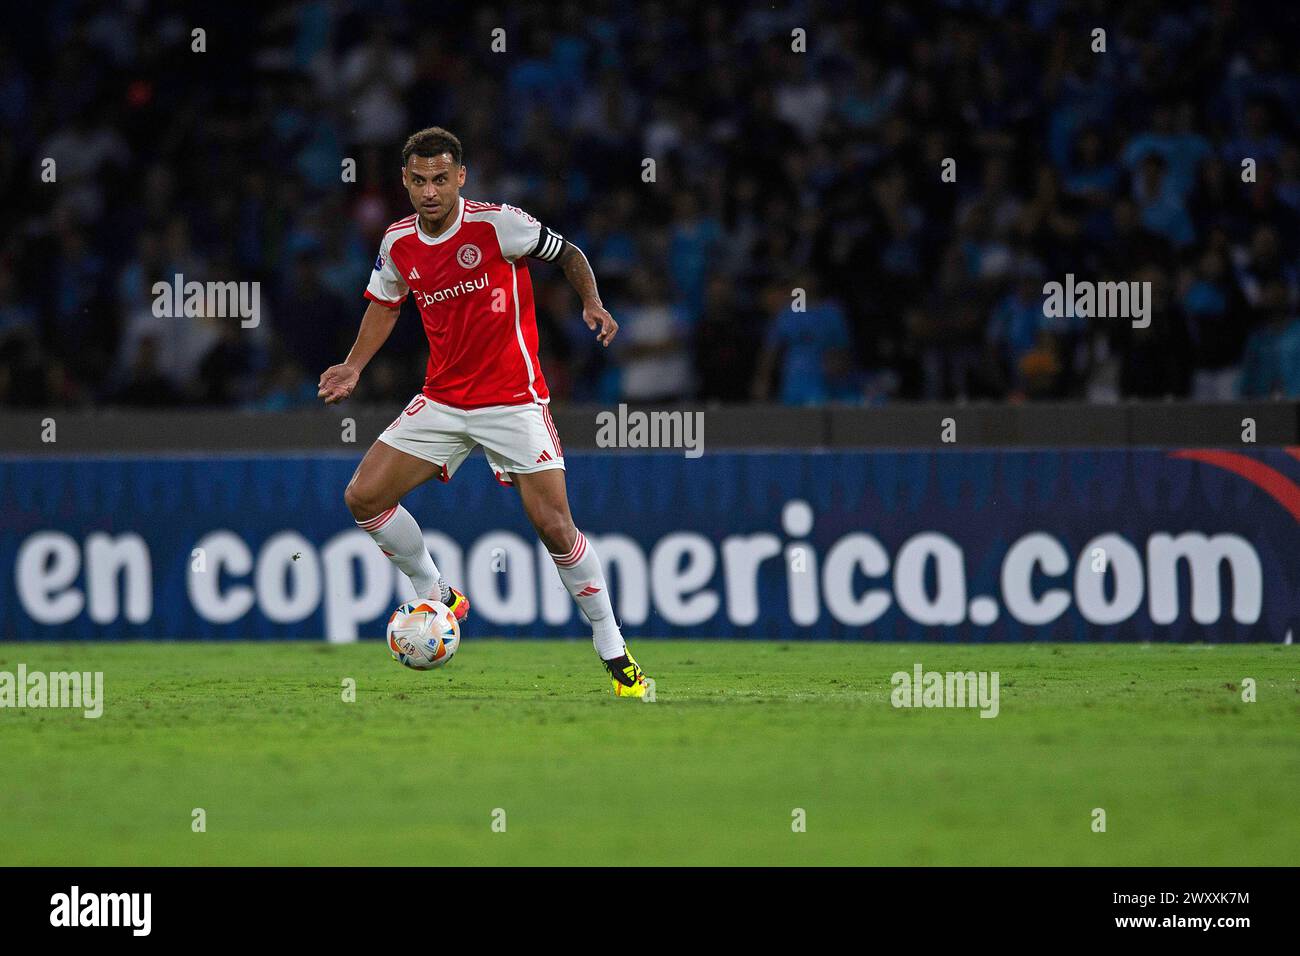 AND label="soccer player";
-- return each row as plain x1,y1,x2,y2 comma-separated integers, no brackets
318,127,651,698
